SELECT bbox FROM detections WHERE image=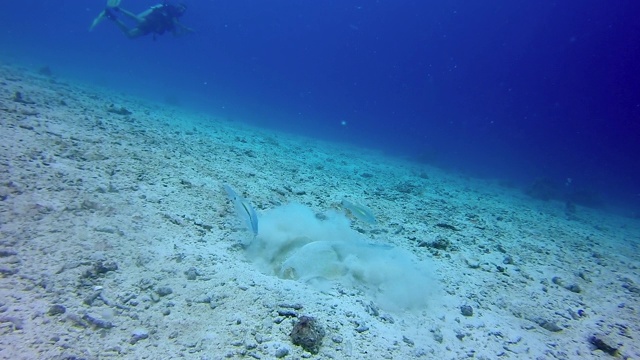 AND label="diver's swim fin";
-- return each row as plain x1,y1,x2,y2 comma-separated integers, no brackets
107,0,122,8
89,10,107,31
